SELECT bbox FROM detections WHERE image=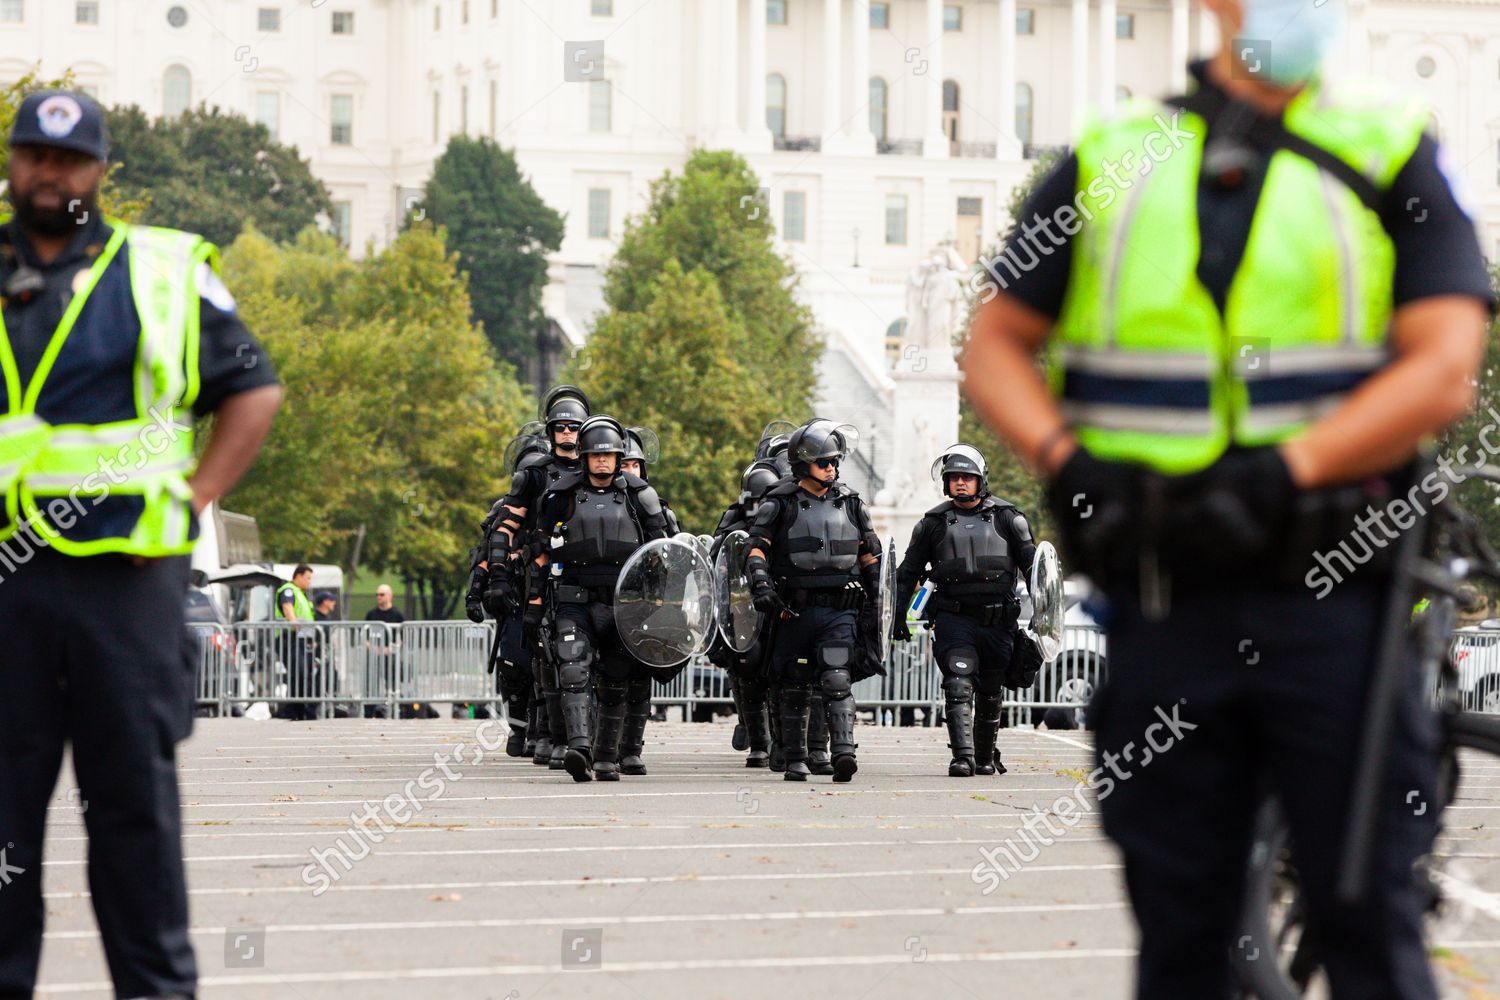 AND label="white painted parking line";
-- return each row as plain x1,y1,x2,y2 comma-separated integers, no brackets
39,835,1110,868
42,862,1125,901
35,946,1139,992
43,900,1130,941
